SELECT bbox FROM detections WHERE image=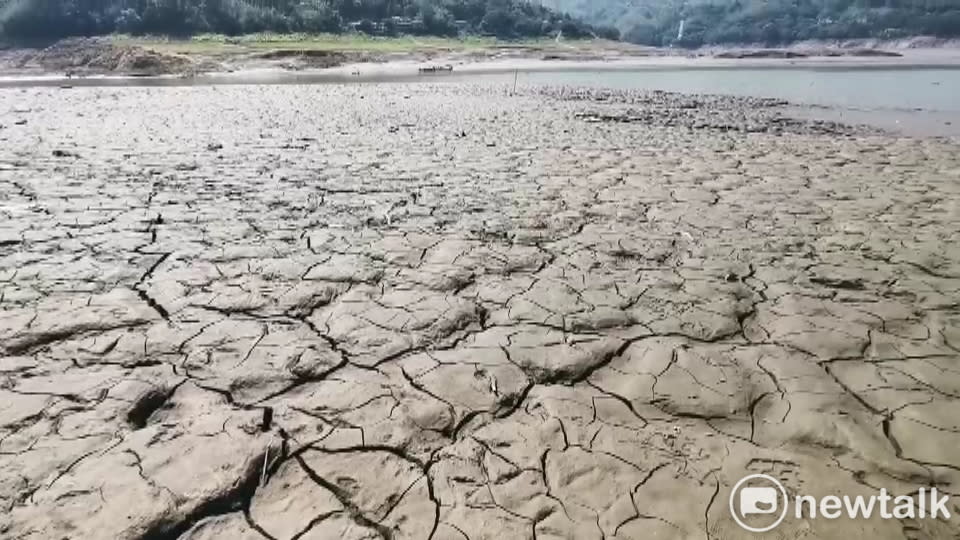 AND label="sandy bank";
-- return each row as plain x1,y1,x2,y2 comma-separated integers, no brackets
3,36,960,80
